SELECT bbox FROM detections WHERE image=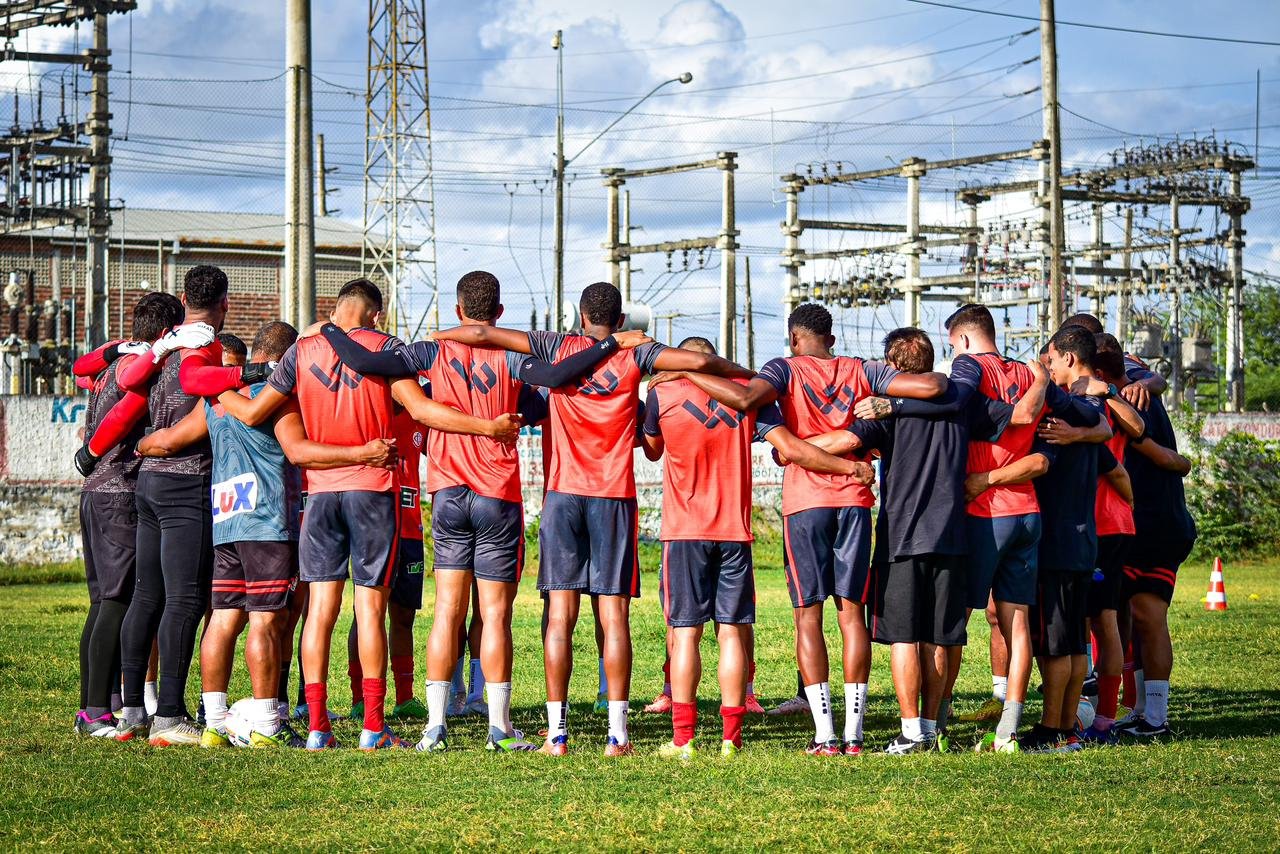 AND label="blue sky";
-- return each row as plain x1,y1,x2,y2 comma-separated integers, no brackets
6,0,1278,355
